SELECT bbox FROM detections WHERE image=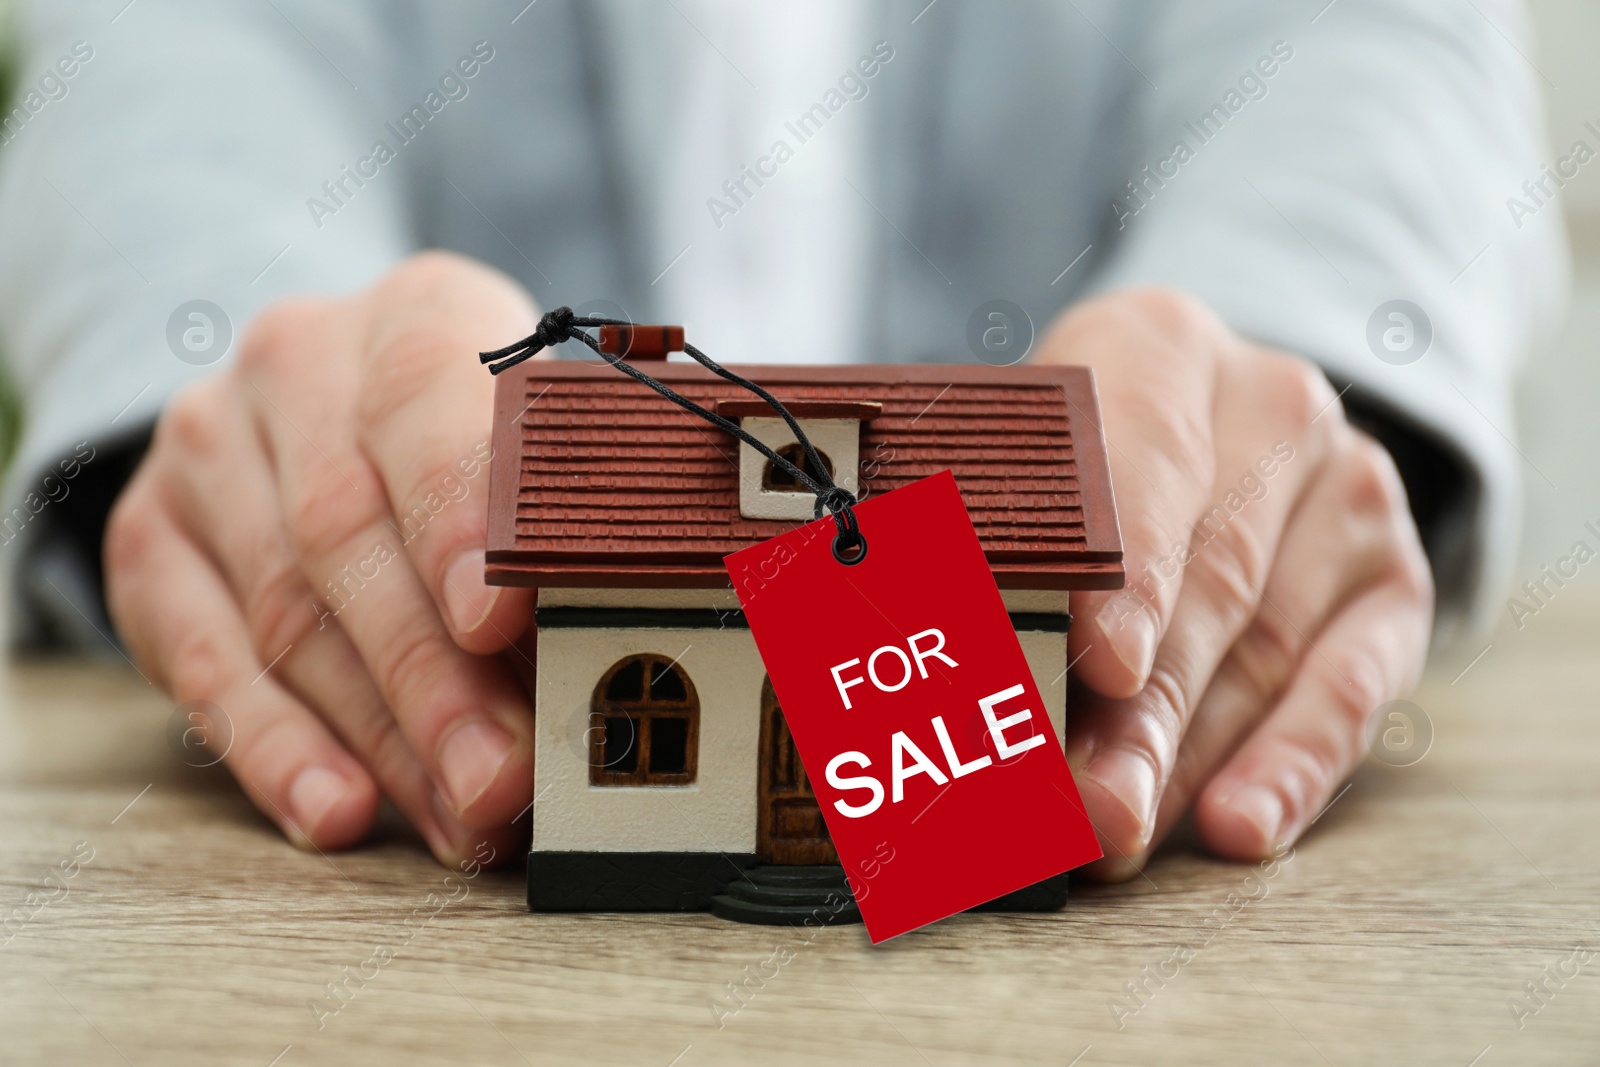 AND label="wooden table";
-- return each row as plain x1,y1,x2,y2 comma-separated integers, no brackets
3,595,1597,1067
